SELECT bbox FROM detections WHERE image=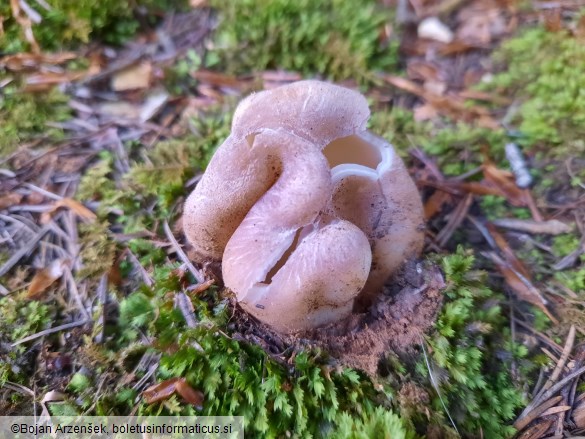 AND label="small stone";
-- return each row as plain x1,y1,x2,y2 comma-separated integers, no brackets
418,17,454,44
